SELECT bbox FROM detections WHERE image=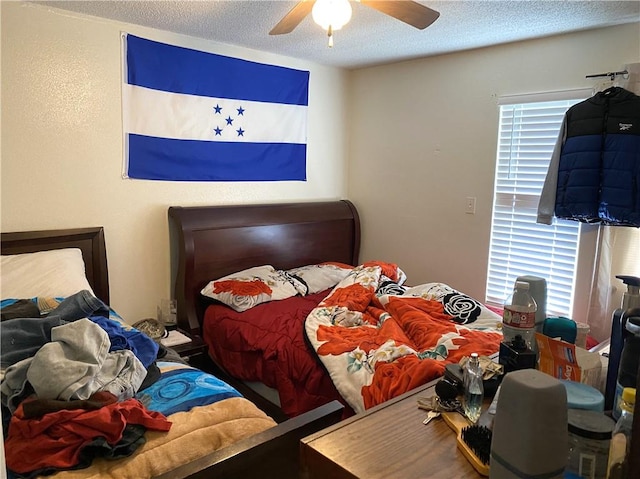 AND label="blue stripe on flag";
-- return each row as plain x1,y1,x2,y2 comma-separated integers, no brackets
126,35,309,105
127,135,307,181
